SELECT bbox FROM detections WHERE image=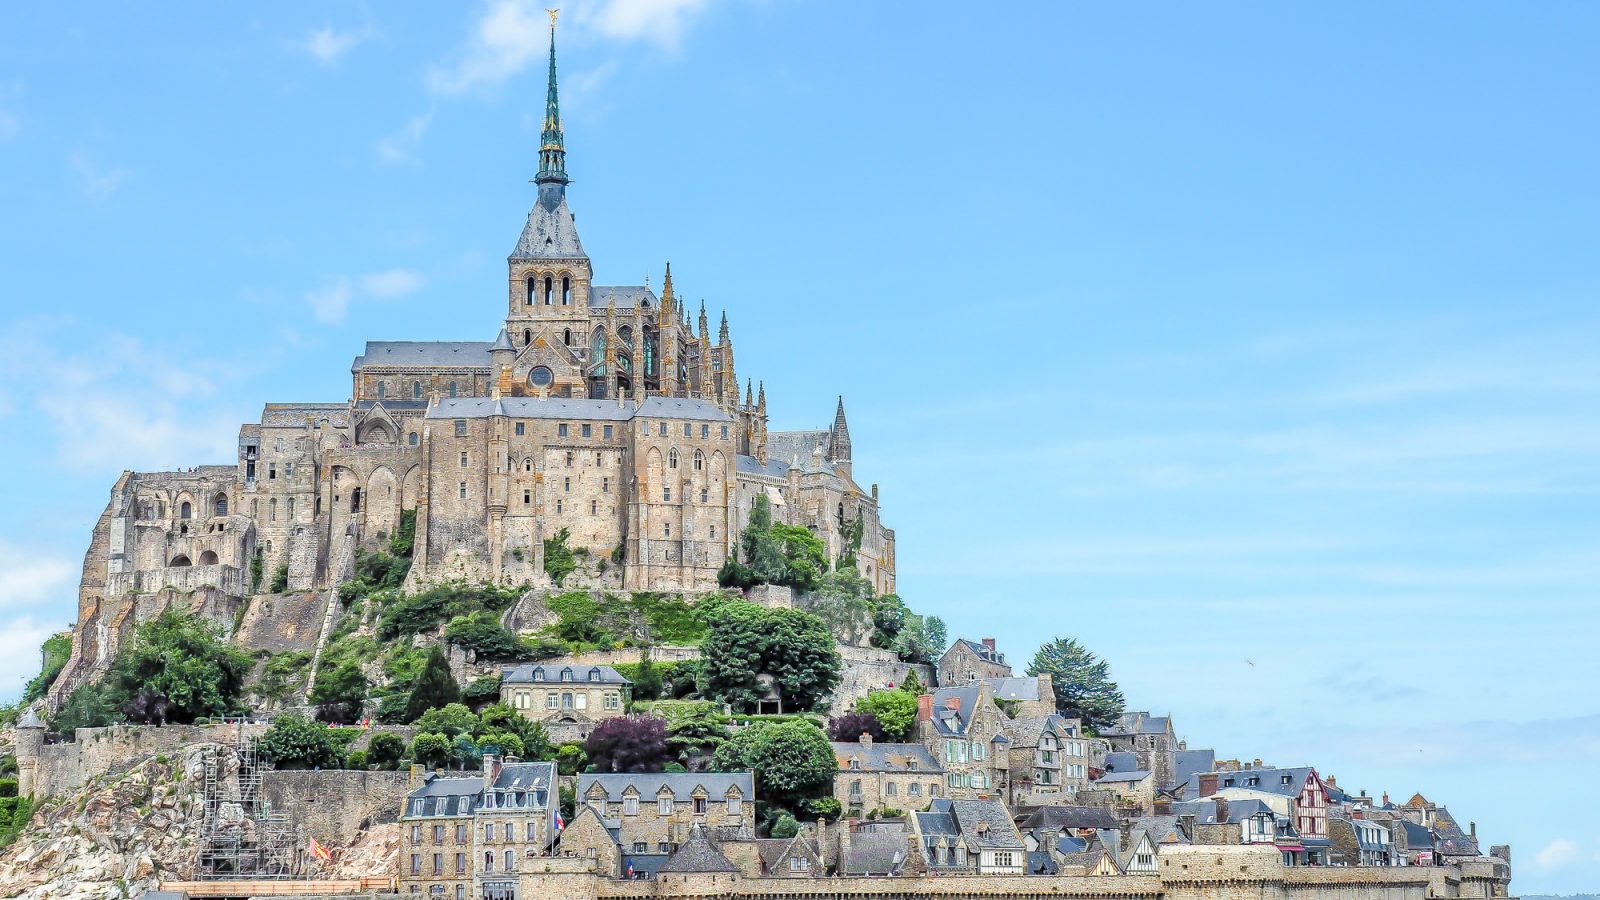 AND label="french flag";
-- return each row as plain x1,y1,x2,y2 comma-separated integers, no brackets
555,809,566,831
